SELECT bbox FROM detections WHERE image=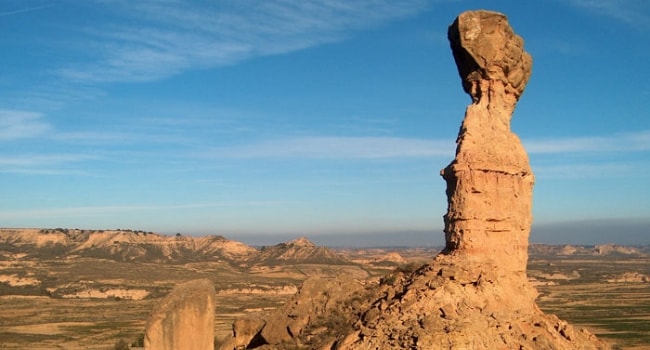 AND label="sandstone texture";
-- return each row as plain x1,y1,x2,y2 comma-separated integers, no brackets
222,10,610,350
145,278,216,350
442,9,534,277
217,275,366,350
